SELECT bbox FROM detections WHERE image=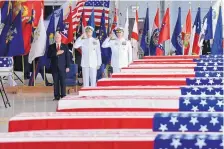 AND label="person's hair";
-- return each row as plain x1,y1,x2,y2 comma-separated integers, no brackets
55,31,61,37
